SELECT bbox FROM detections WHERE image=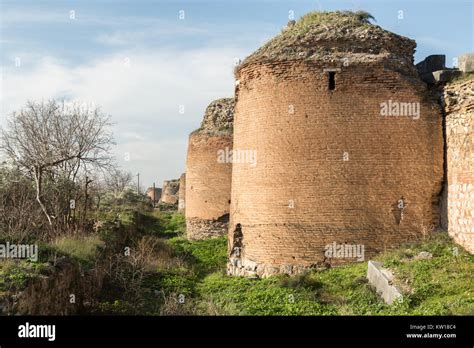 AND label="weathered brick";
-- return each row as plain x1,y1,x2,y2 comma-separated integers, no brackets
228,60,444,276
